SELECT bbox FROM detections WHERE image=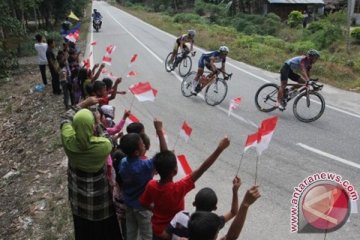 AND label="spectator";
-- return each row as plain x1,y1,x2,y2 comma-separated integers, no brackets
126,122,145,134
34,34,48,85
139,137,230,240
117,119,167,240
60,97,122,239
164,177,241,239
79,63,105,99
188,186,261,240
46,39,61,94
